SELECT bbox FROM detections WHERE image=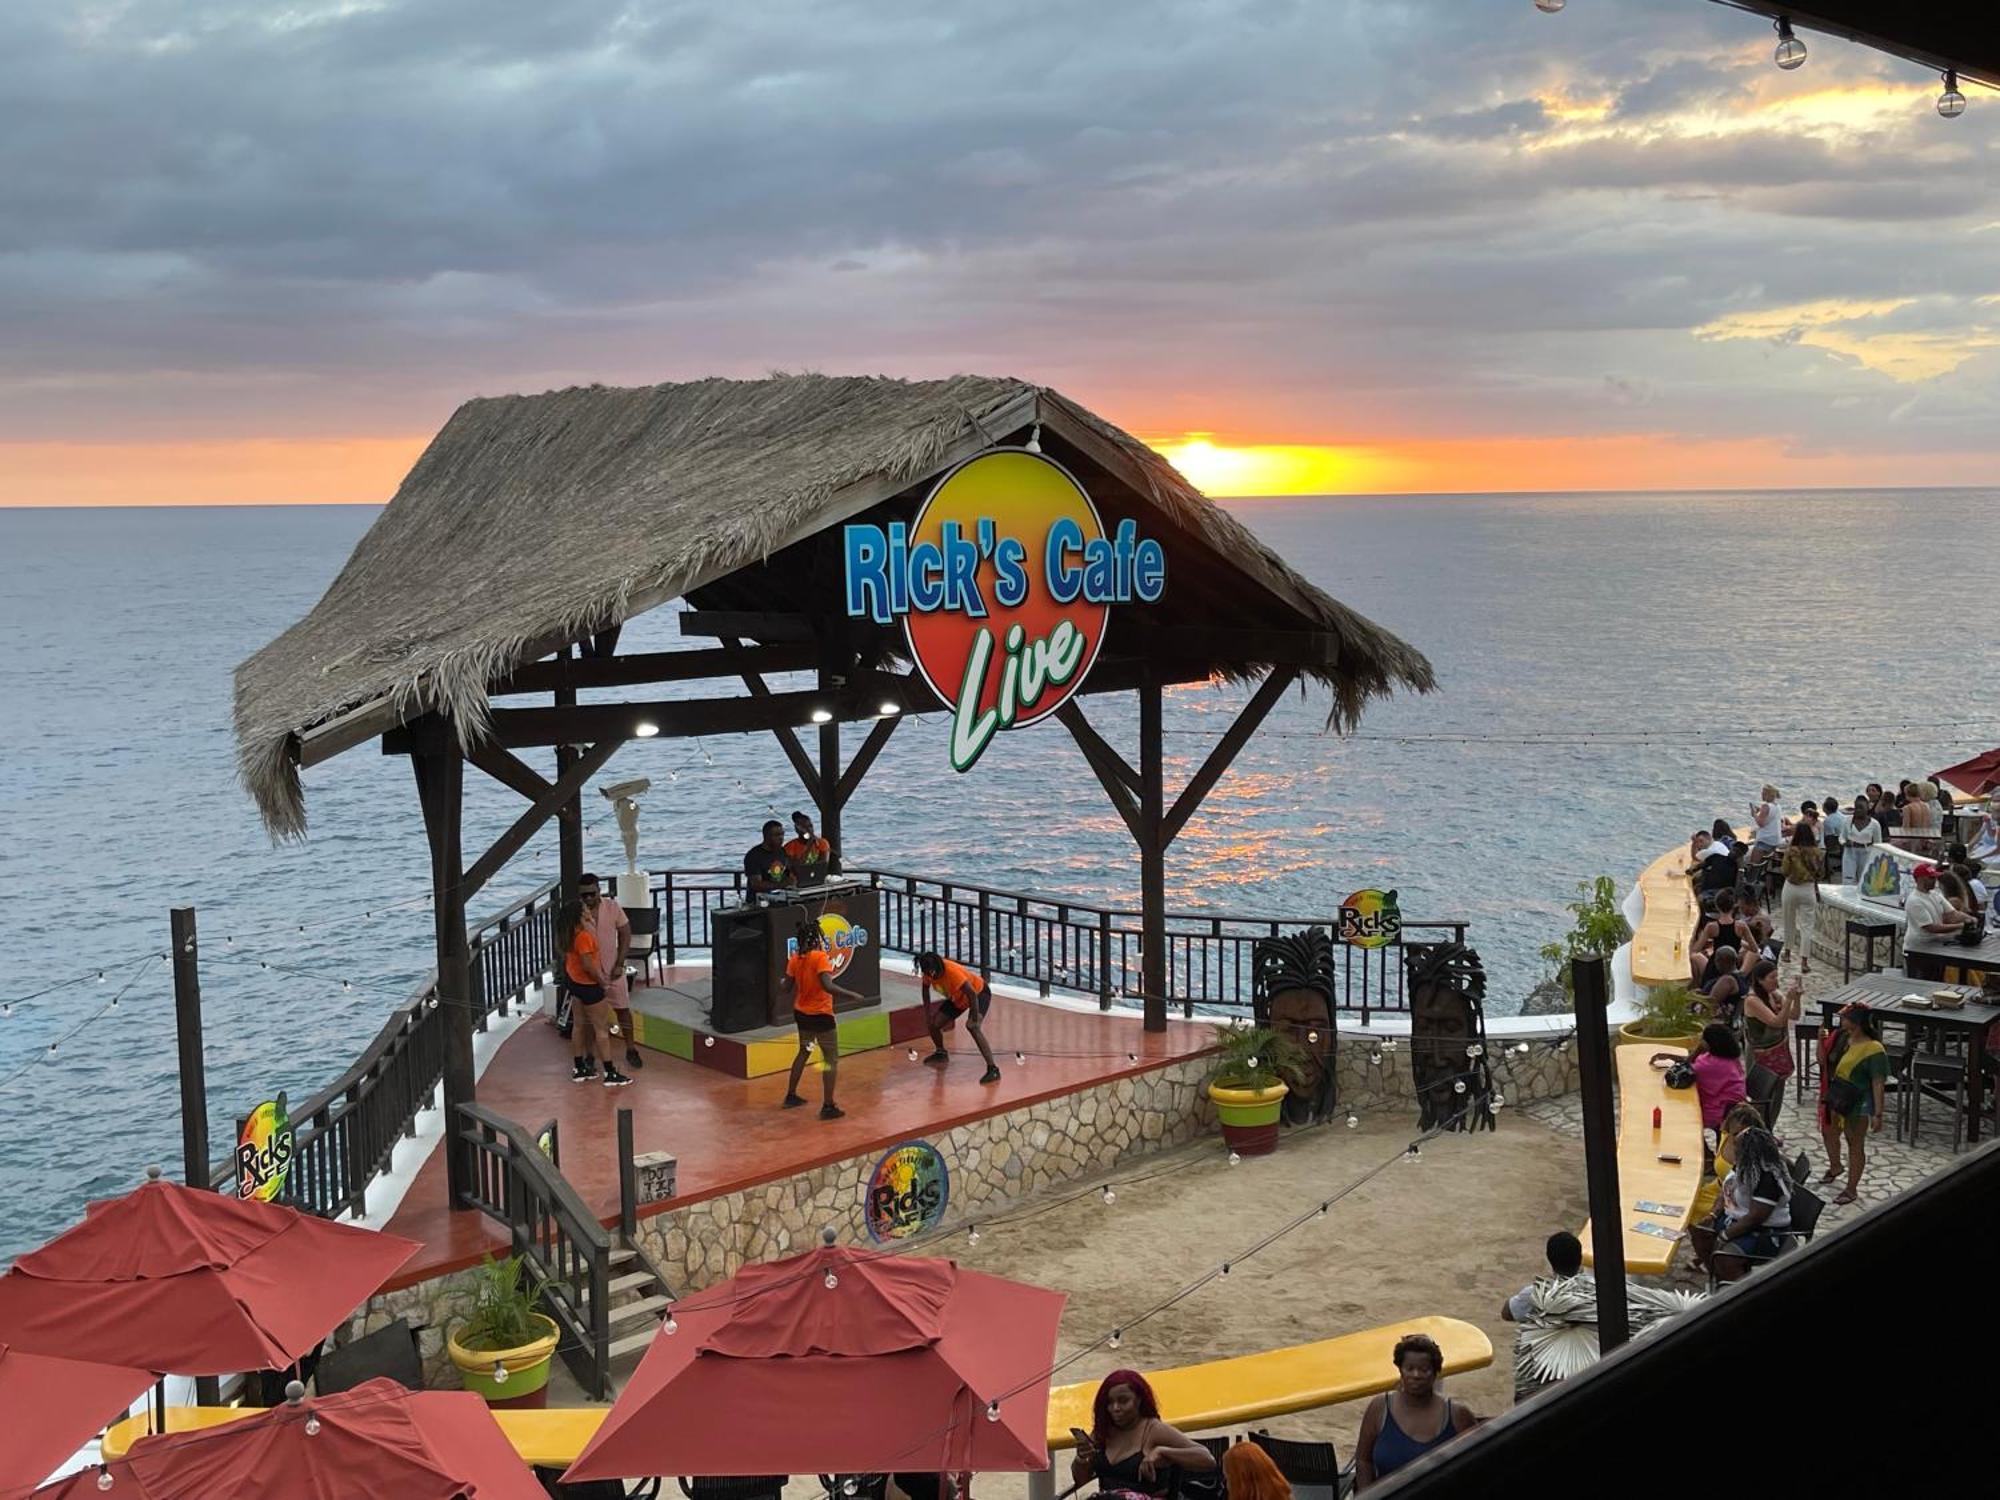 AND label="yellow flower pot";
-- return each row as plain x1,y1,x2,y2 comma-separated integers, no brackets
447,1313,560,1408
1207,1080,1289,1155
